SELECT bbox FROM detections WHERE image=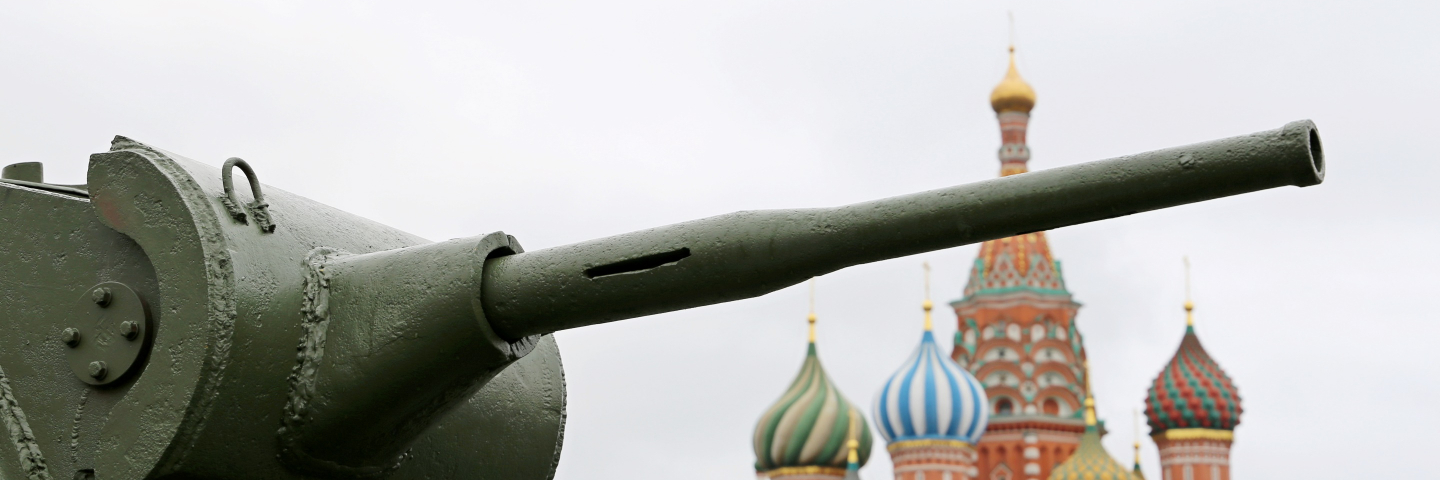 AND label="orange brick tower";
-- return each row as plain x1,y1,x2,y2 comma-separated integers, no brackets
951,45,1090,480
1142,268,1242,480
